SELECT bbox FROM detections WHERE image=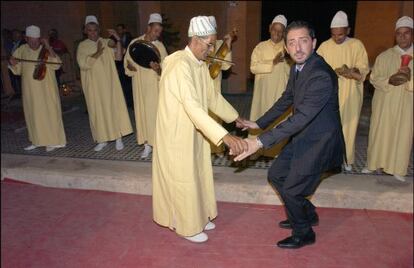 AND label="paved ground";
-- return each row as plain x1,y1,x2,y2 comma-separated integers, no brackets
1,89,412,177
2,179,412,268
